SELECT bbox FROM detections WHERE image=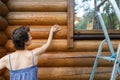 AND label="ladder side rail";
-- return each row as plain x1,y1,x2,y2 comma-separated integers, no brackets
89,39,106,80
110,43,120,80
97,12,115,57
